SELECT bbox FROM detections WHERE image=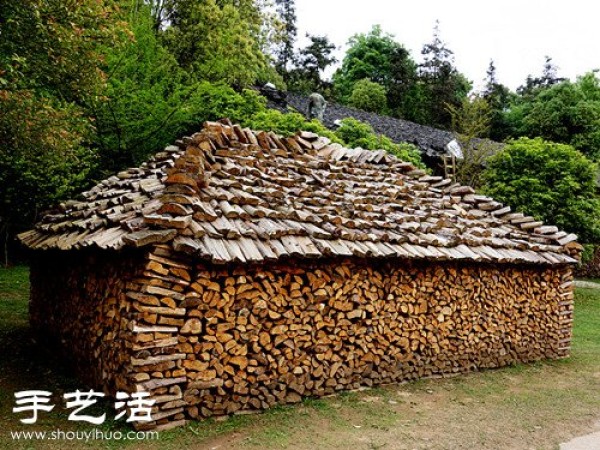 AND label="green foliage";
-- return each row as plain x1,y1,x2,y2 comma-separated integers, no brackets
419,21,471,129
507,72,600,161
483,138,600,243
287,34,337,94
0,91,96,260
94,6,195,173
243,110,340,143
332,23,468,126
188,83,267,125
0,0,128,259
332,26,417,107
447,95,497,188
273,0,298,77
334,118,424,168
482,60,514,141
517,56,564,98
0,0,129,101
581,244,597,265
162,0,276,87
348,79,388,113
